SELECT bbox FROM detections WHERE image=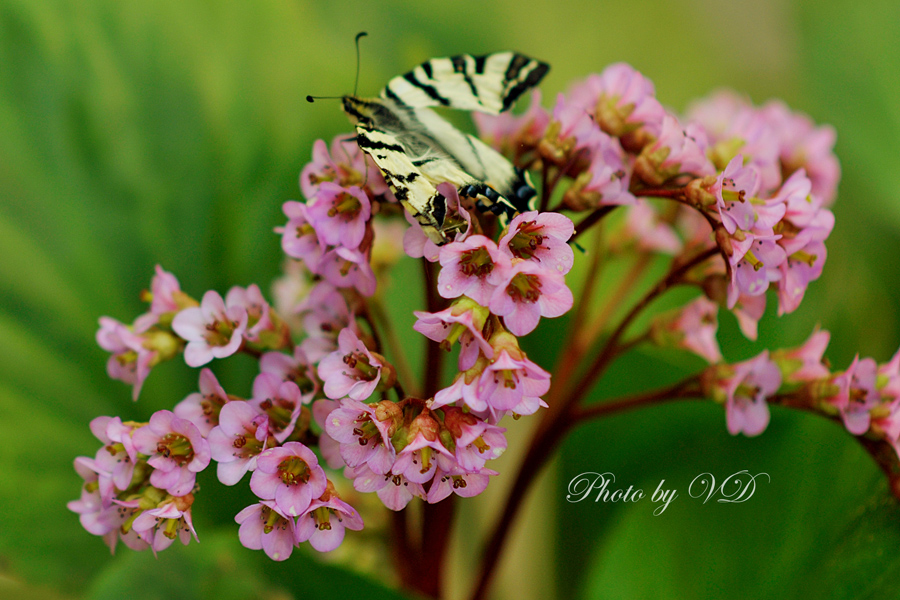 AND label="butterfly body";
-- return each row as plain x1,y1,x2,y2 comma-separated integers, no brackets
342,52,549,245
